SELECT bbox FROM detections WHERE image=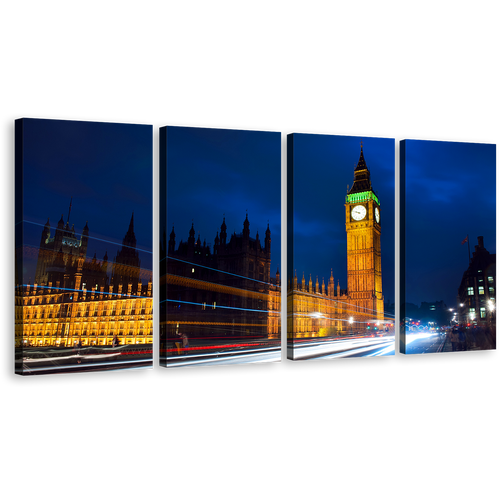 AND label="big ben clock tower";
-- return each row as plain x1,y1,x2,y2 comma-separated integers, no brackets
345,143,384,323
